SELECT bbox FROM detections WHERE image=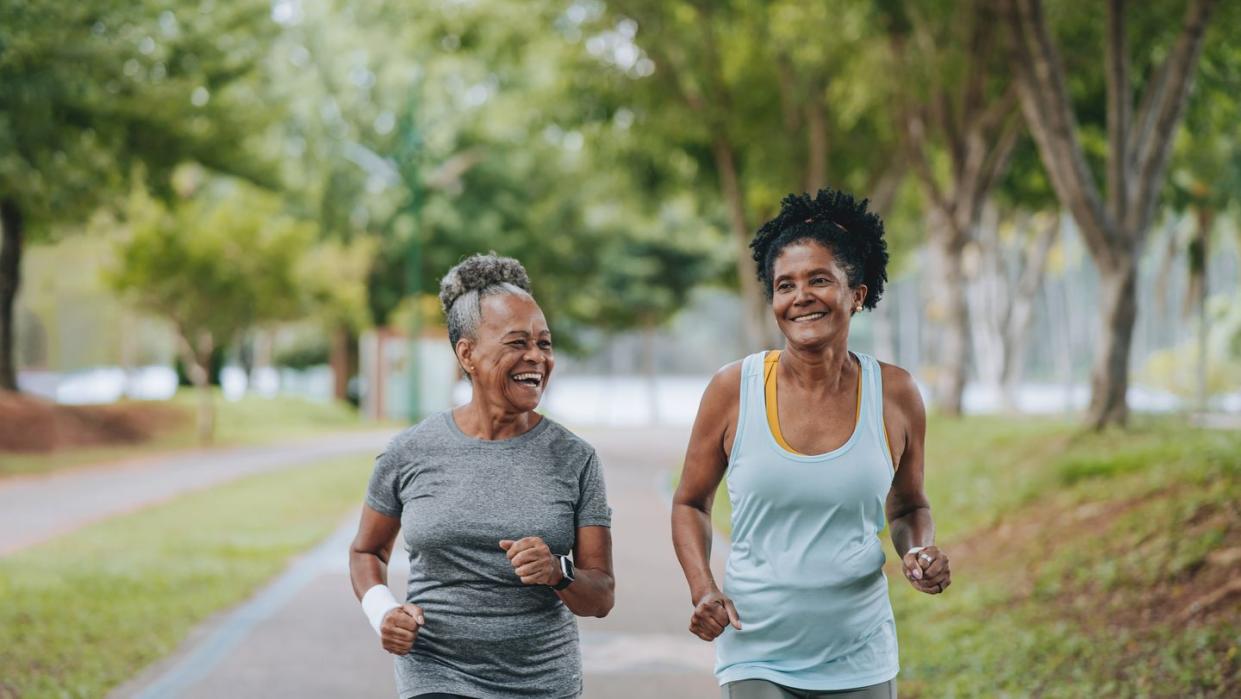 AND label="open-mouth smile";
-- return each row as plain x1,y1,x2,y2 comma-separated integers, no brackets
511,371,544,388
790,311,826,323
